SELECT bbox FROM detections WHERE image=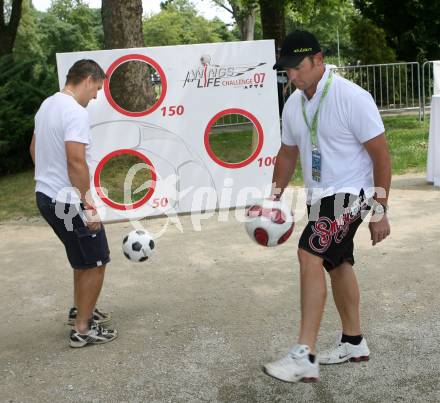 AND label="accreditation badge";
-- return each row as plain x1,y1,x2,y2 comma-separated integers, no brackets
312,147,321,182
